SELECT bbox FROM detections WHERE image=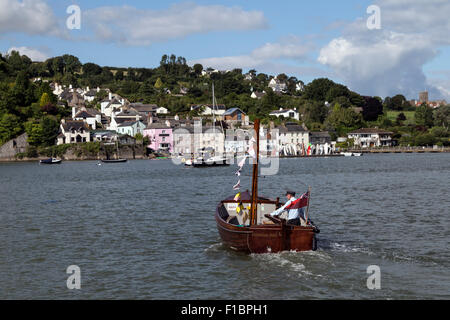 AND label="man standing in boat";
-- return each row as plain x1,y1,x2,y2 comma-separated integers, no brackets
270,191,307,226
